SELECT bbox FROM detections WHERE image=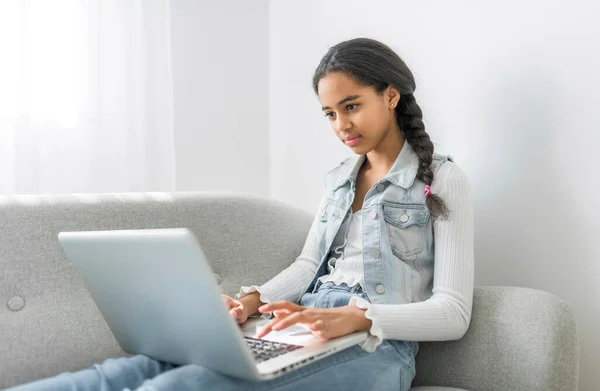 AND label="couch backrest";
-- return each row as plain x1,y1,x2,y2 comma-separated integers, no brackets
0,193,312,388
